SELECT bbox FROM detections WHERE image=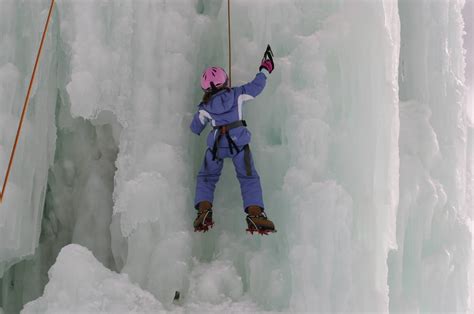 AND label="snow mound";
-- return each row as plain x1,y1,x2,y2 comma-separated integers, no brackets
22,244,164,313
181,259,259,313
188,260,244,304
